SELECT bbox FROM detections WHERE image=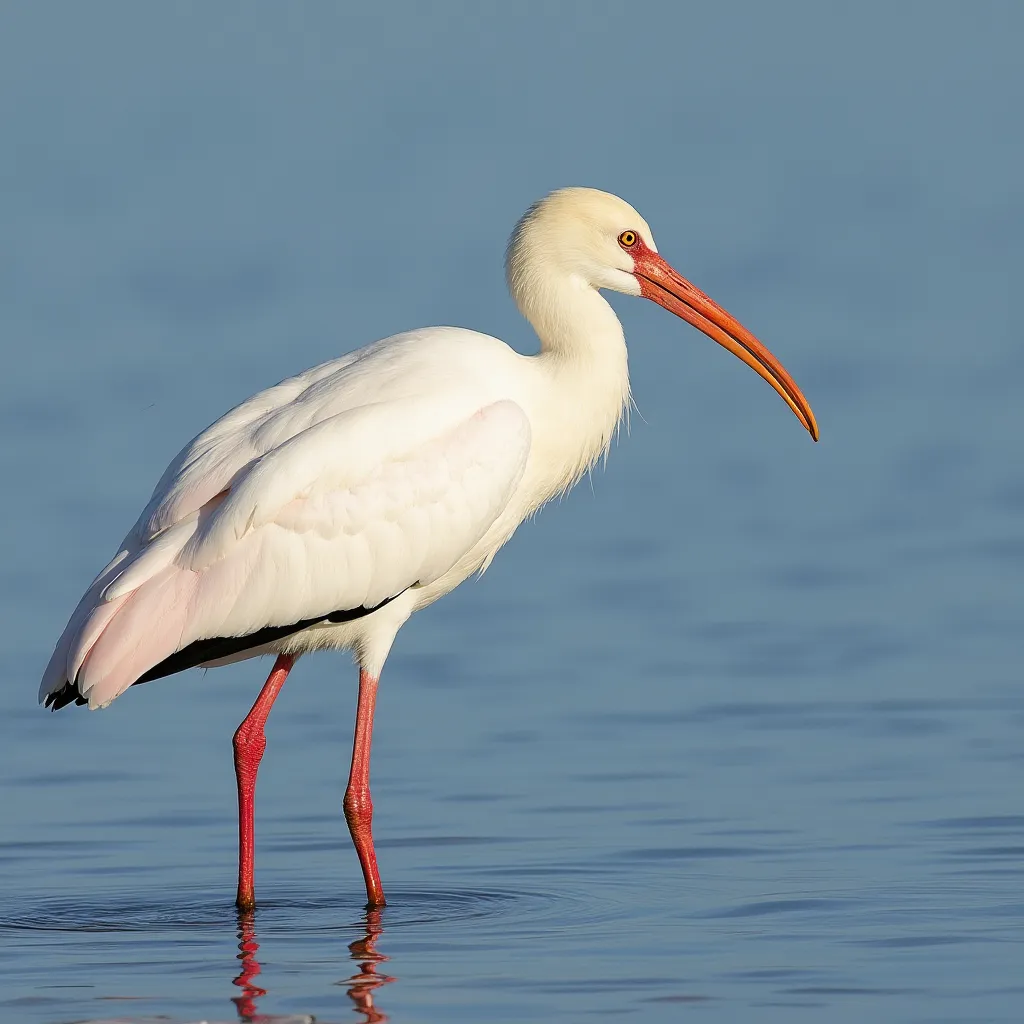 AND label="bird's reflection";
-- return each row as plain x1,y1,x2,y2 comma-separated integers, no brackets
232,912,267,1021
338,908,395,1023
231,907,395,1023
